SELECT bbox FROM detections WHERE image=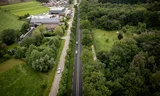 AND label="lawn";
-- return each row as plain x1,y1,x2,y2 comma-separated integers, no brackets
92,29,124,52
0,64,44,96
1,1,49,16
0,58,24,73
0,10,24,32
